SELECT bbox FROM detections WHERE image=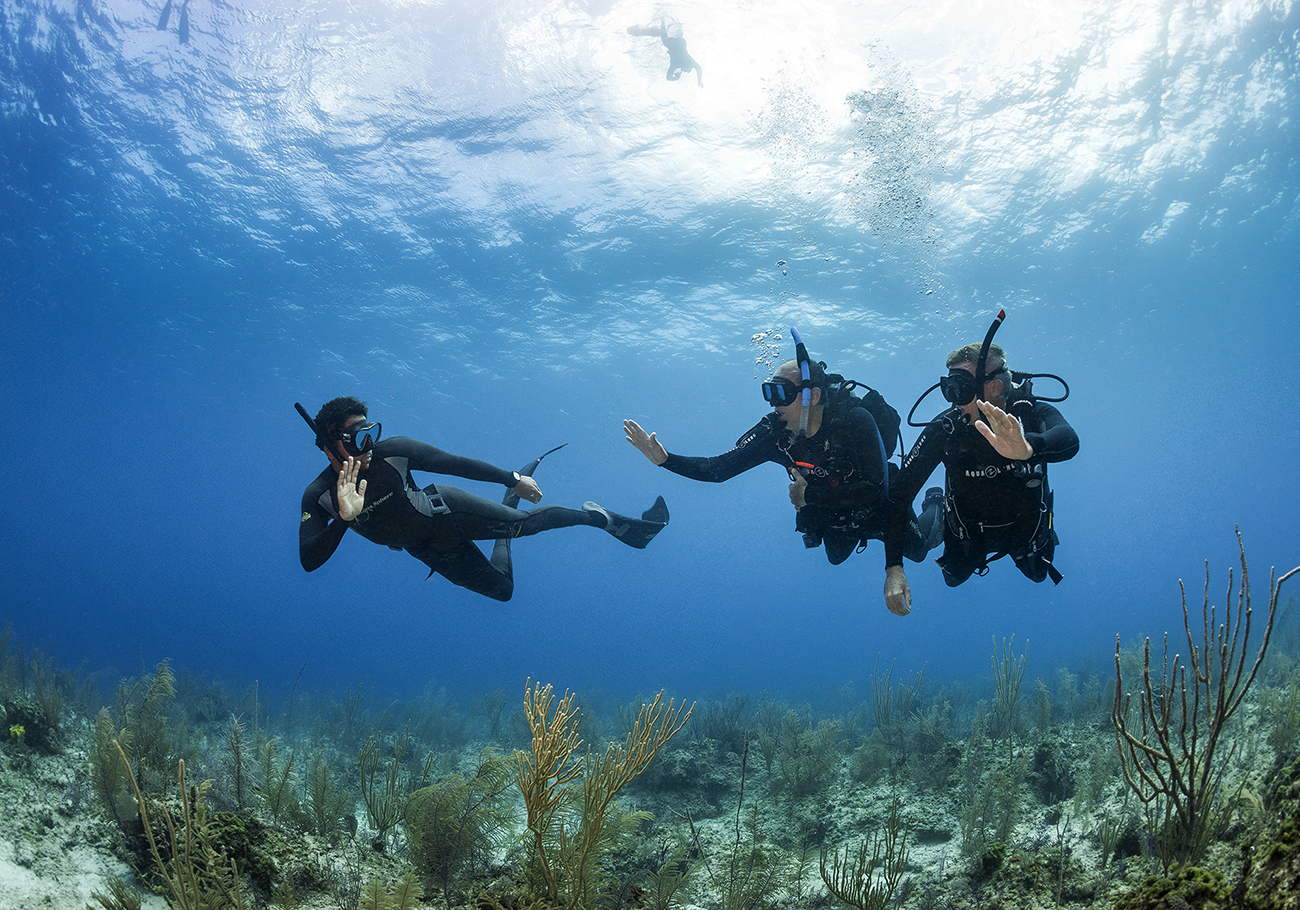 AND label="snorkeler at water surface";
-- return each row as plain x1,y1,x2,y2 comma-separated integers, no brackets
628,19,703,87
298,397,669,602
